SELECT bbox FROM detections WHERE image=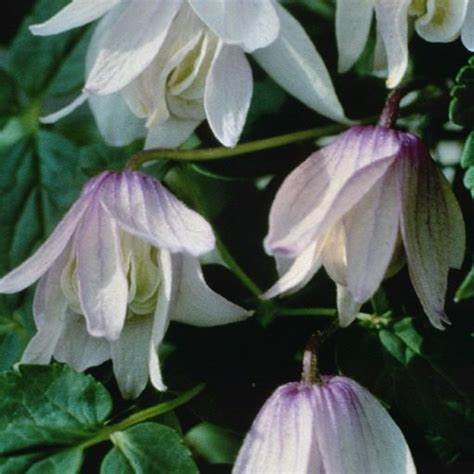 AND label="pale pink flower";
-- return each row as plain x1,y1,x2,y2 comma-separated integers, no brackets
233,376,416,474
264,125,465,329
0,171,250,398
